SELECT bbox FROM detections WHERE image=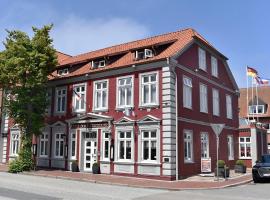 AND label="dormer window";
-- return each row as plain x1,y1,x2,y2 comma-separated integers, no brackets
57,68,69,76
91,60,106,69
249,105,265,114
135,49,153,60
